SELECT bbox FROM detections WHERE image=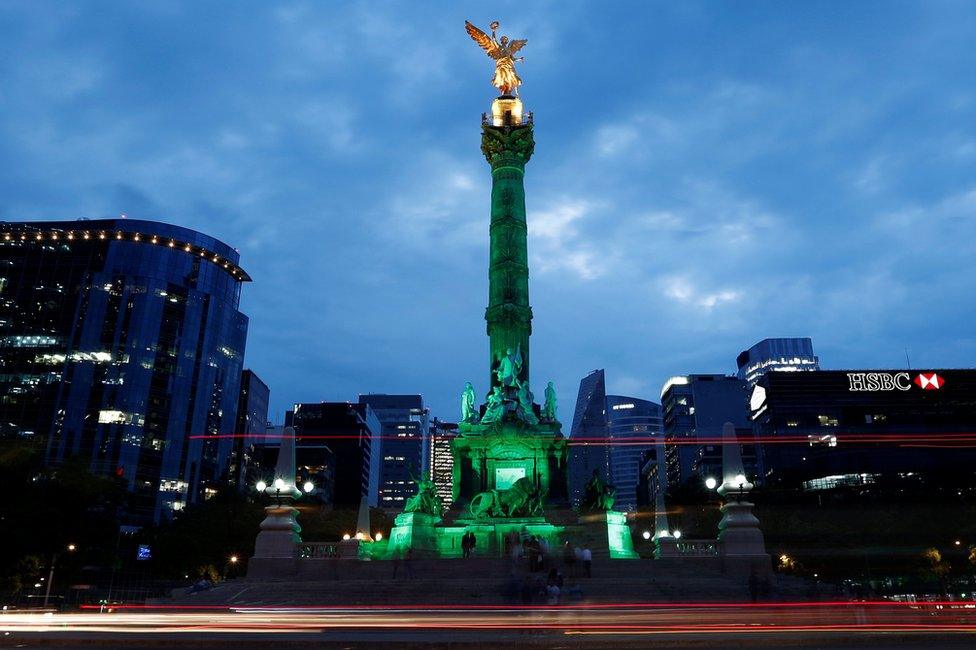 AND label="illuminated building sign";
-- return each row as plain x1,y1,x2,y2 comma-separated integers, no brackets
846,372,945,392
914,372,945,390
